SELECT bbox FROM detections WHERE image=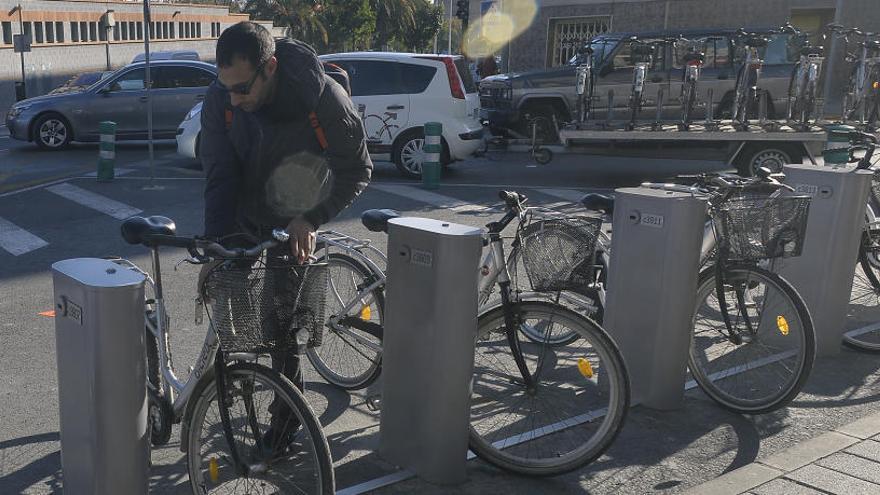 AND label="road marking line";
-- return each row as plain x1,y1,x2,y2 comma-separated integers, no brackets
370,184,490,213
0,217,48,256
536,188,587,203
46,183,142,220
82,167,135,178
